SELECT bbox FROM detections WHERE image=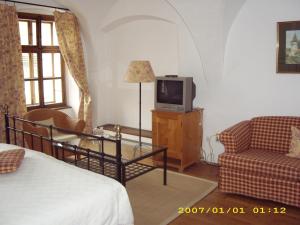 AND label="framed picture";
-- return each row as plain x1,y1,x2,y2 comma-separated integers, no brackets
277,21,300,73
